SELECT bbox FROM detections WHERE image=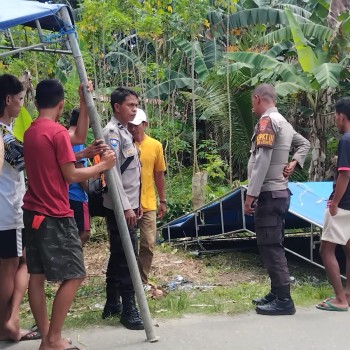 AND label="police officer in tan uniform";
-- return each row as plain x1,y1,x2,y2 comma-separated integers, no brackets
244,84,310,316
102,87,143,330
